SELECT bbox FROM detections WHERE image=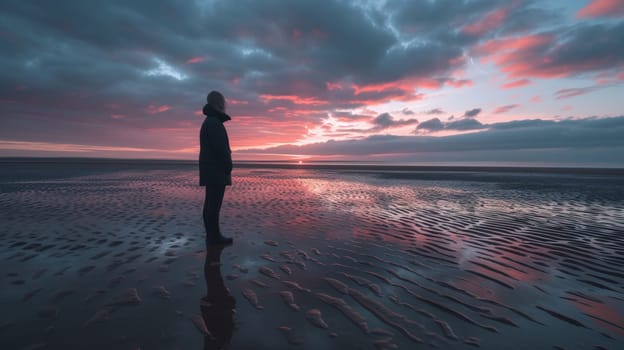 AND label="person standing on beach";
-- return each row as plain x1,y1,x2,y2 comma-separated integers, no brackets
200,91,234,245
